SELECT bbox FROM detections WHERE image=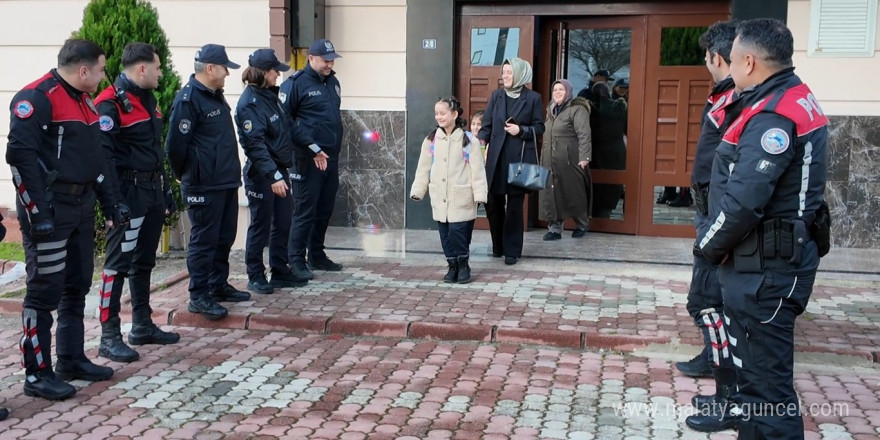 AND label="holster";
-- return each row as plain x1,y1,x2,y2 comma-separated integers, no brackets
735,218,809,272
692,182,709,216
733,228,763,273
810,201,832,257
